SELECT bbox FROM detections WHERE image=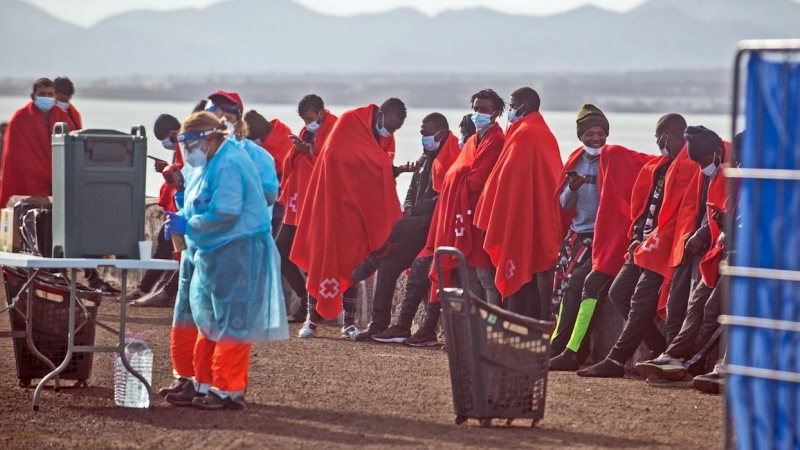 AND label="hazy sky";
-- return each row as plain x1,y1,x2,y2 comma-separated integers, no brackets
12,0,648,26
